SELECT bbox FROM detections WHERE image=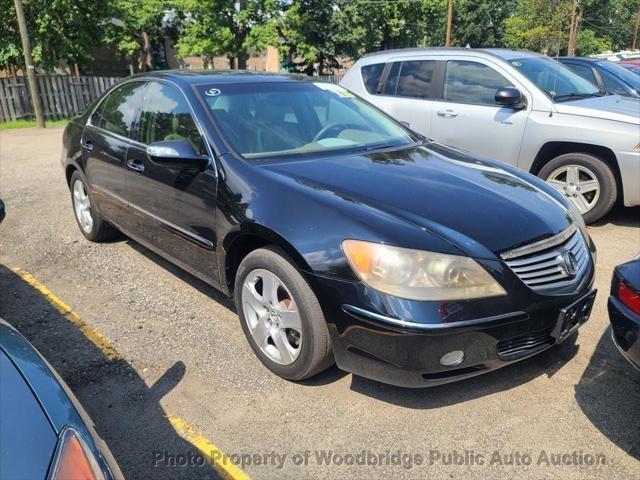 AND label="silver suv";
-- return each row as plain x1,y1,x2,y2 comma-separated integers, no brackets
341,48,640,223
